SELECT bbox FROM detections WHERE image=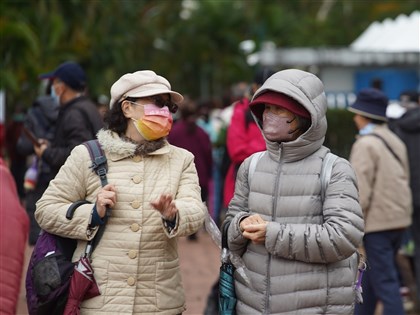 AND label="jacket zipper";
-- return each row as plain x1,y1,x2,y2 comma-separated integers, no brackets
264,145,283,314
